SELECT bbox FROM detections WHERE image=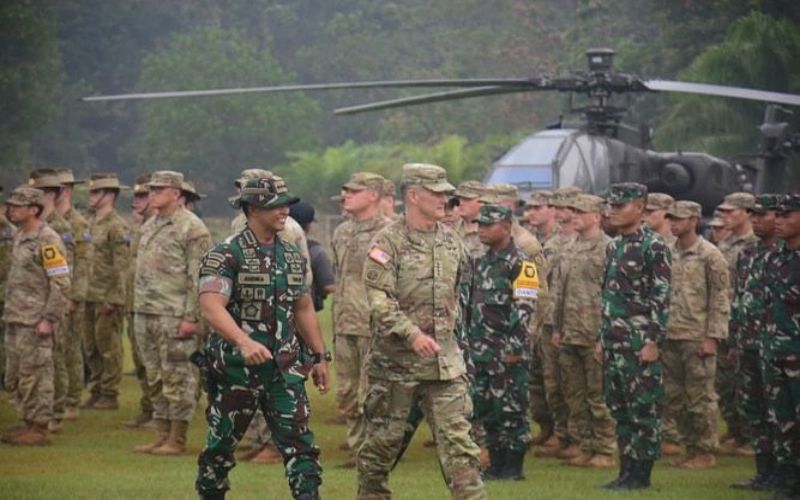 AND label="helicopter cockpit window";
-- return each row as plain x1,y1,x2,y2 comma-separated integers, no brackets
557,135,607,191
487,165,553,189
498,134,567,166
